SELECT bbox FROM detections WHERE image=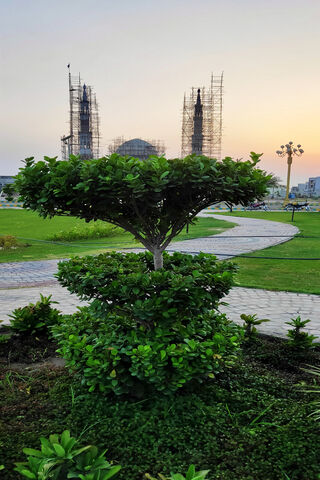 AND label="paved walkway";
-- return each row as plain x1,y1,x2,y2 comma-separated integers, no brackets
0,214,319,339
